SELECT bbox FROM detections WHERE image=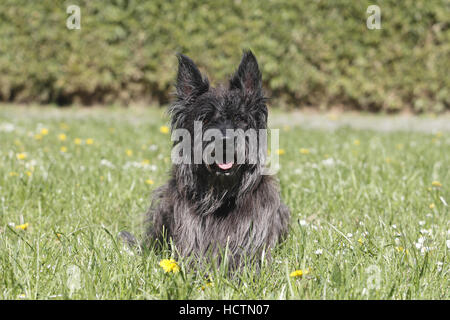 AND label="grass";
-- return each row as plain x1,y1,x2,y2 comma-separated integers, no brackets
0,105,448,299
